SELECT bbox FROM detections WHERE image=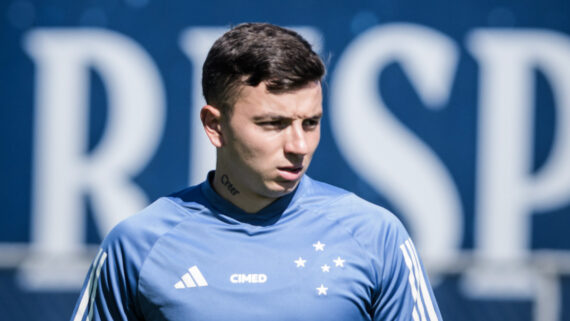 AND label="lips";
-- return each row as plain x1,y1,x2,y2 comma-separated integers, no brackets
277,165,304,181
278,166,302,173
